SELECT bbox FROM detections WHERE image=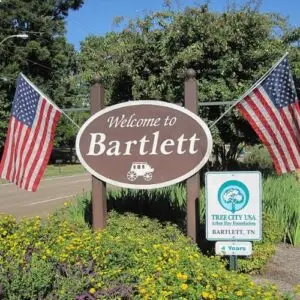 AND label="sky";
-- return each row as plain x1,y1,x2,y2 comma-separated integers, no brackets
66,0,300,50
